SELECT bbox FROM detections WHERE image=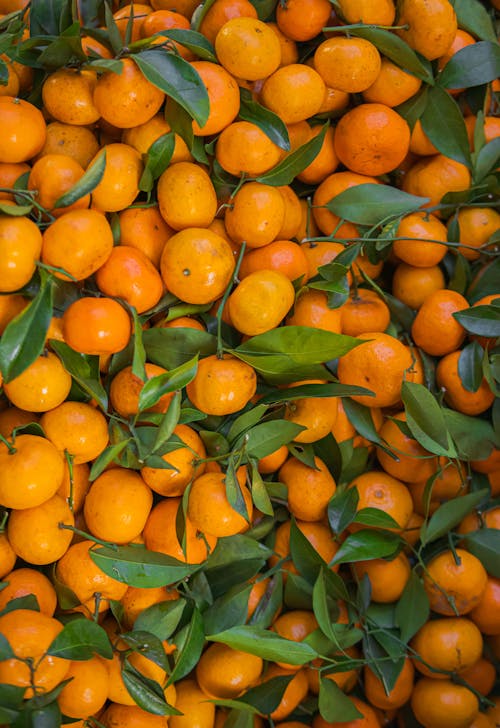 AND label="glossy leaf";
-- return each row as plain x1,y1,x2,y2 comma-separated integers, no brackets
319,679,362,722
168,607,205,684
419,489,490,546
326,184,428,226
453,303,500,337
121,630,169,672
395,571,430,643
238,88,290,151
421,86,472,169
402,381,456,457
29,0,72,35
138,355,198,412
290,520,331,586
0,633,13,660
133,599,186,641
144,328,217,369
159,28,217,62
331,529,402,566
463,528,500,578
453,0,497,41
438,42,500,90
89,439,131,481
458,342,484,393
203,583,252,635
54,149,106,208
234,420,304,460
444,408,496,461
240,675,294,713
327,487,358,535
139,133,175,192
255,124,328,186
474,137,500,183
89,544,198,588
47,618,113,660
51,340,108,411
349,26,433,82
207,625,317,664
342,398,383,445
354,508,401,530
122,662,179,716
